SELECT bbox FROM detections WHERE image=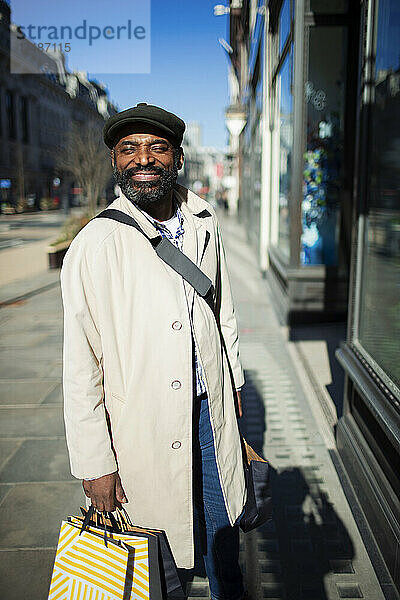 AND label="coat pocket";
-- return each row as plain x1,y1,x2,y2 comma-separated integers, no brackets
106,391,126,434
110,391,125,404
